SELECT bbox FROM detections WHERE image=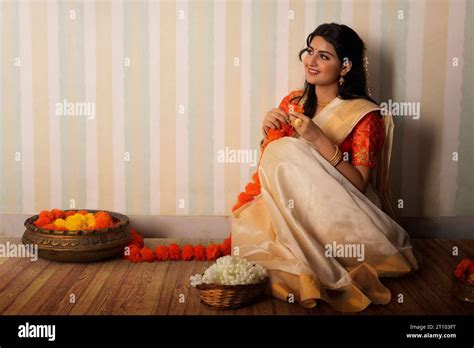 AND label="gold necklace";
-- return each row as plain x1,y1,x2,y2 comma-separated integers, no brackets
317,97,335,106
